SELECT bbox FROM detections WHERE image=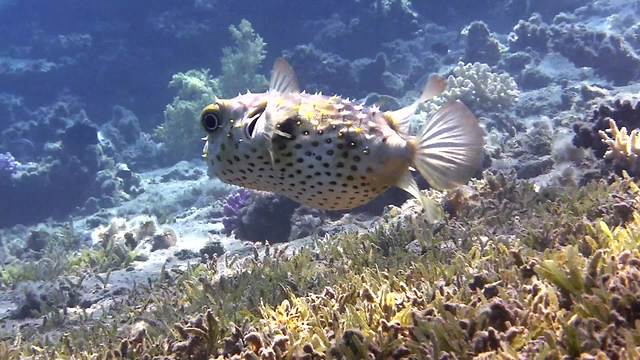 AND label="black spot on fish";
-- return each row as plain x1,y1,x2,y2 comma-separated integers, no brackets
326,150,334,156
311,141,319,147
216,155,222,161
315,155,322,161
351,165,358,171
337,162,344,168
326,138,332,144
323,163,330,168
294,144,303,149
